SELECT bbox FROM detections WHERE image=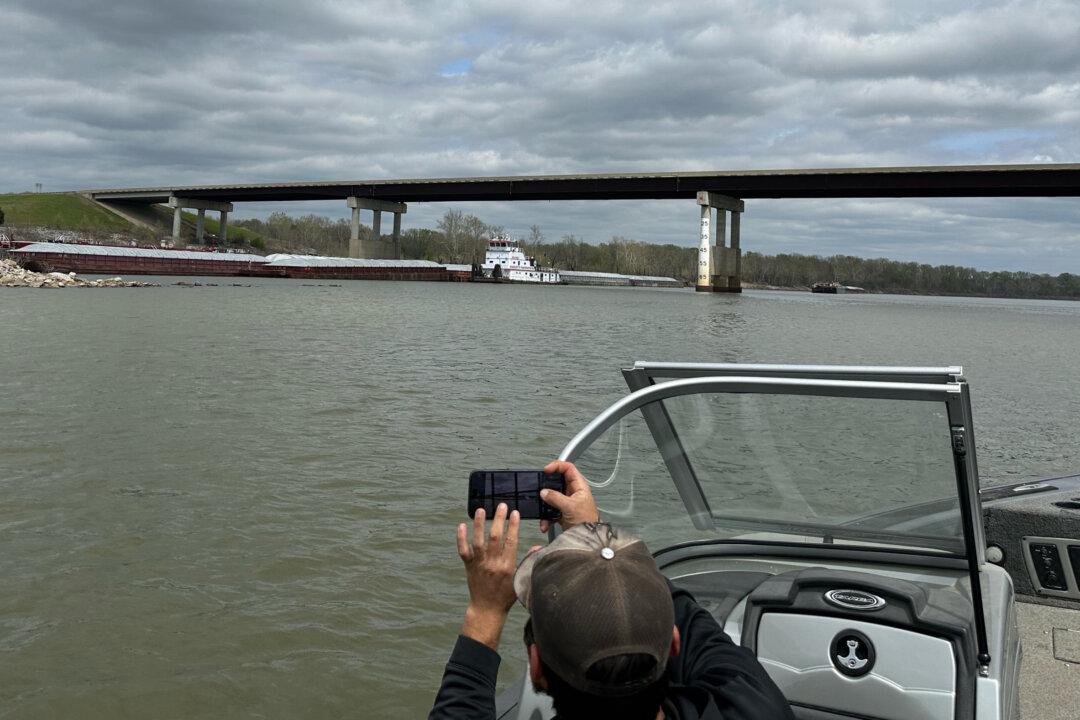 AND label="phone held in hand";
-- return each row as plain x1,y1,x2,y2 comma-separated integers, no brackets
468,470,565,520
